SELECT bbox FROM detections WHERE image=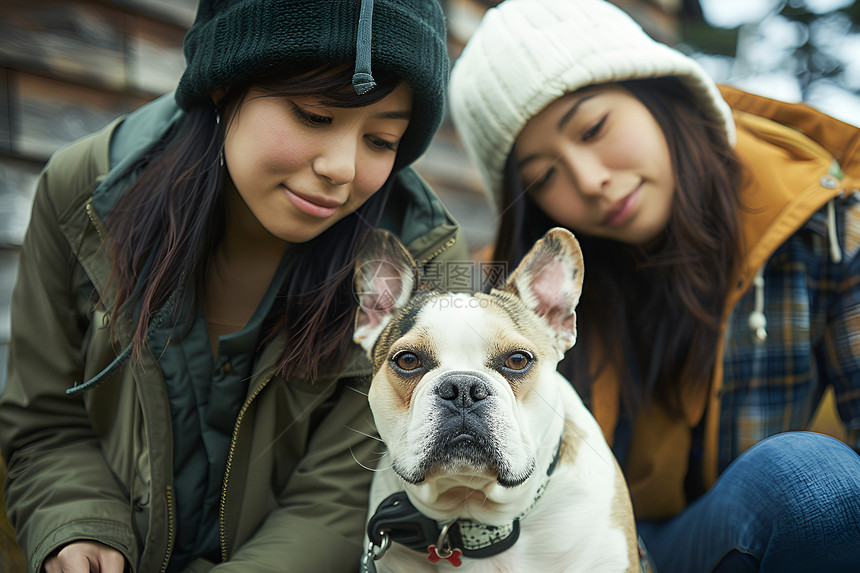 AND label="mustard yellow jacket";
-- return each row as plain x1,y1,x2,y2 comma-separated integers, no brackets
591,86,860,520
